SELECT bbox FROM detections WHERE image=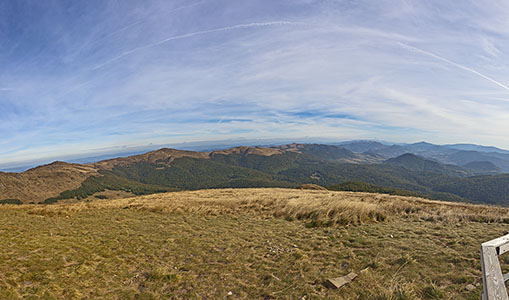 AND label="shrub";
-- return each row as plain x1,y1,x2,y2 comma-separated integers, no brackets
0,199,22,205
